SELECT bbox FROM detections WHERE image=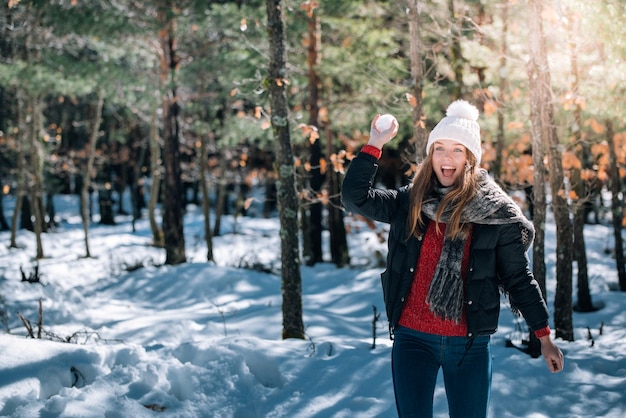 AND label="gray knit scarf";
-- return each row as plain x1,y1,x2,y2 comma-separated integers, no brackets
421,169,534,323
